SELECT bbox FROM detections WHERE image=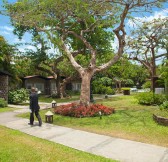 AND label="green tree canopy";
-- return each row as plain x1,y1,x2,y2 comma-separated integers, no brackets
3,0,167,104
